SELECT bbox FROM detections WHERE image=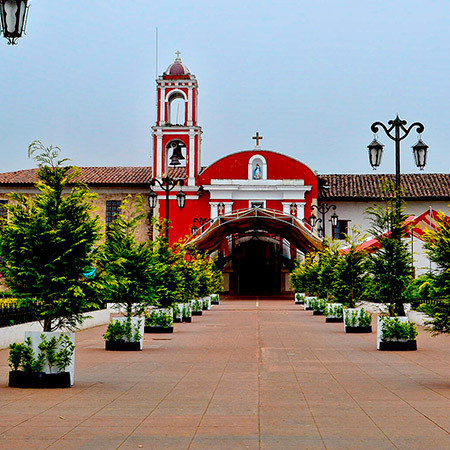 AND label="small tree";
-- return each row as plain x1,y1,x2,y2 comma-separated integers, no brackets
332,229,369,307
0,141,102,331
148,229,182,307
365,199,413,316
422,210,450,335
96,196,155,317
